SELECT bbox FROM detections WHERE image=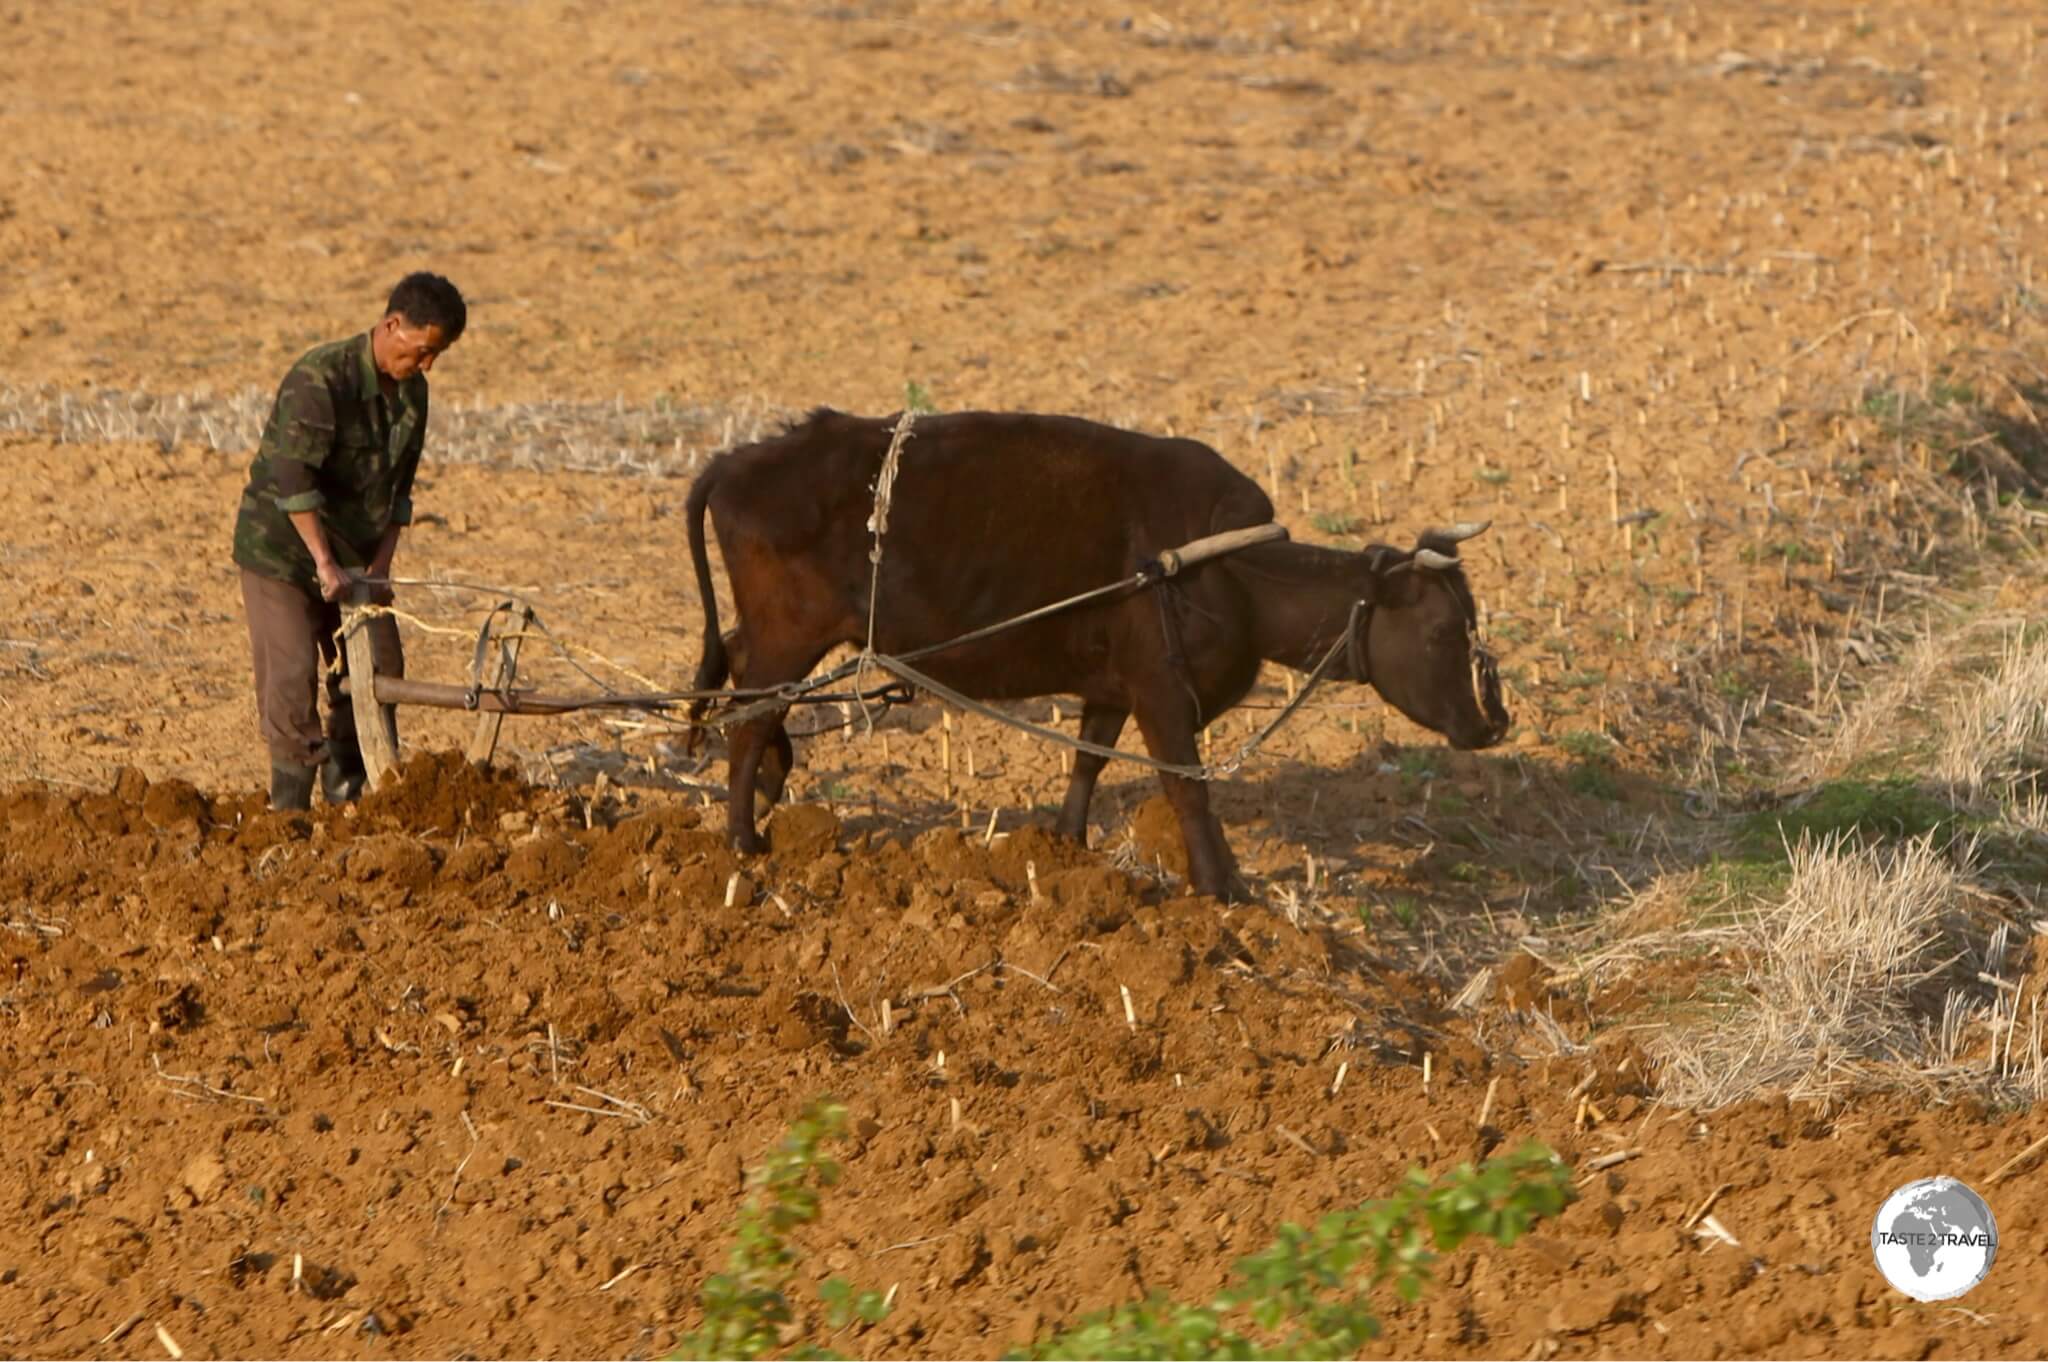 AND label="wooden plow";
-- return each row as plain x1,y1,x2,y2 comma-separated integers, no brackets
338,589,542,786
